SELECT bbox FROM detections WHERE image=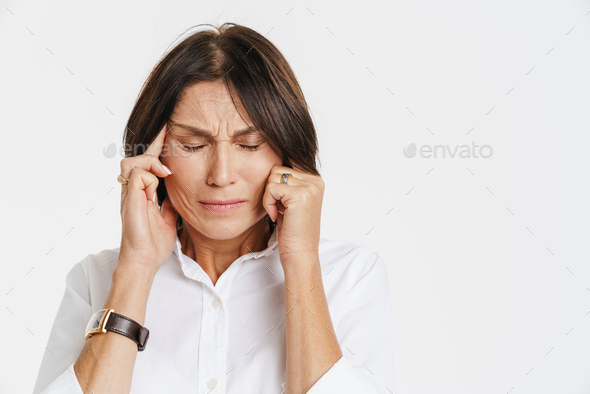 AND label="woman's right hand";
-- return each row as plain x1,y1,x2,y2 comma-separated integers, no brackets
117,122,179,277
